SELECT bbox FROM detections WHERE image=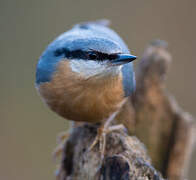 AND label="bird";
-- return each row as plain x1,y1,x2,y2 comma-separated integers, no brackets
35,20,136,158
